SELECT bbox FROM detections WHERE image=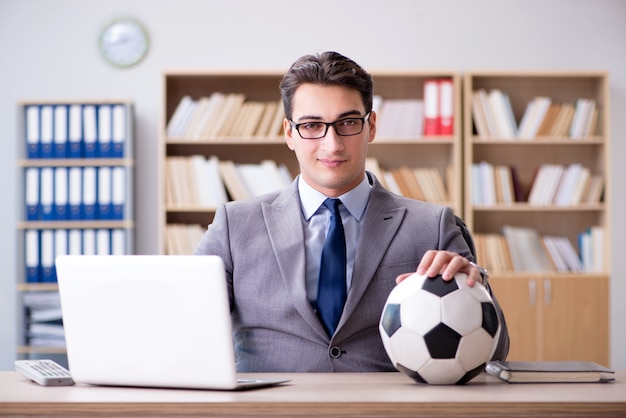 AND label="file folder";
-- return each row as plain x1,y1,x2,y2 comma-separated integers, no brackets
97,105,112,158
68,167,82,220
82,229,96,255
40,230,55,283
111,104,126,158
40,106,54,159
83,105,97,158
111,167,125,220
97,167,112,220
54,167,68,220
39,167,54,221
53,105,68,158
82,167,97,220
68,104,83,158
25,105,40,159
68,229,82,255
25,168,40,221
25,230,40,283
